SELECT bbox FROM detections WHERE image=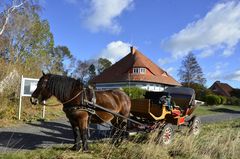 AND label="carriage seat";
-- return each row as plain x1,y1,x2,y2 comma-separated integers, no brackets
171,108,181,117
